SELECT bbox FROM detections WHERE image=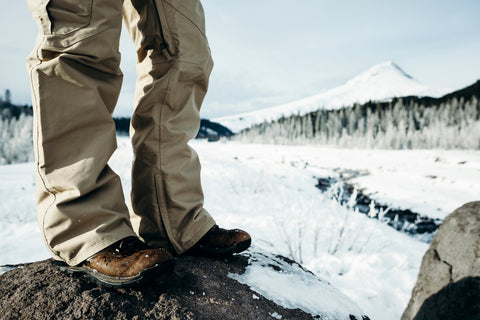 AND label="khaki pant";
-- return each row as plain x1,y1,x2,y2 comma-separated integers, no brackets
26,0,215,266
